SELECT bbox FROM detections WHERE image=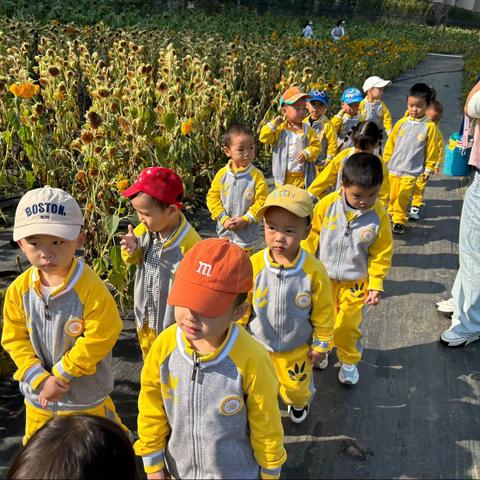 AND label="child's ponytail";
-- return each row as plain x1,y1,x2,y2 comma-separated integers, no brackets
350,121,382,151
